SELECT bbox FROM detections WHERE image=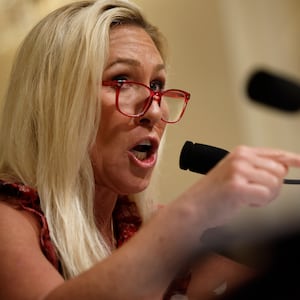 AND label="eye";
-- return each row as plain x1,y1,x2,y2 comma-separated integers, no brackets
150,80,164,92
111,75,129,83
